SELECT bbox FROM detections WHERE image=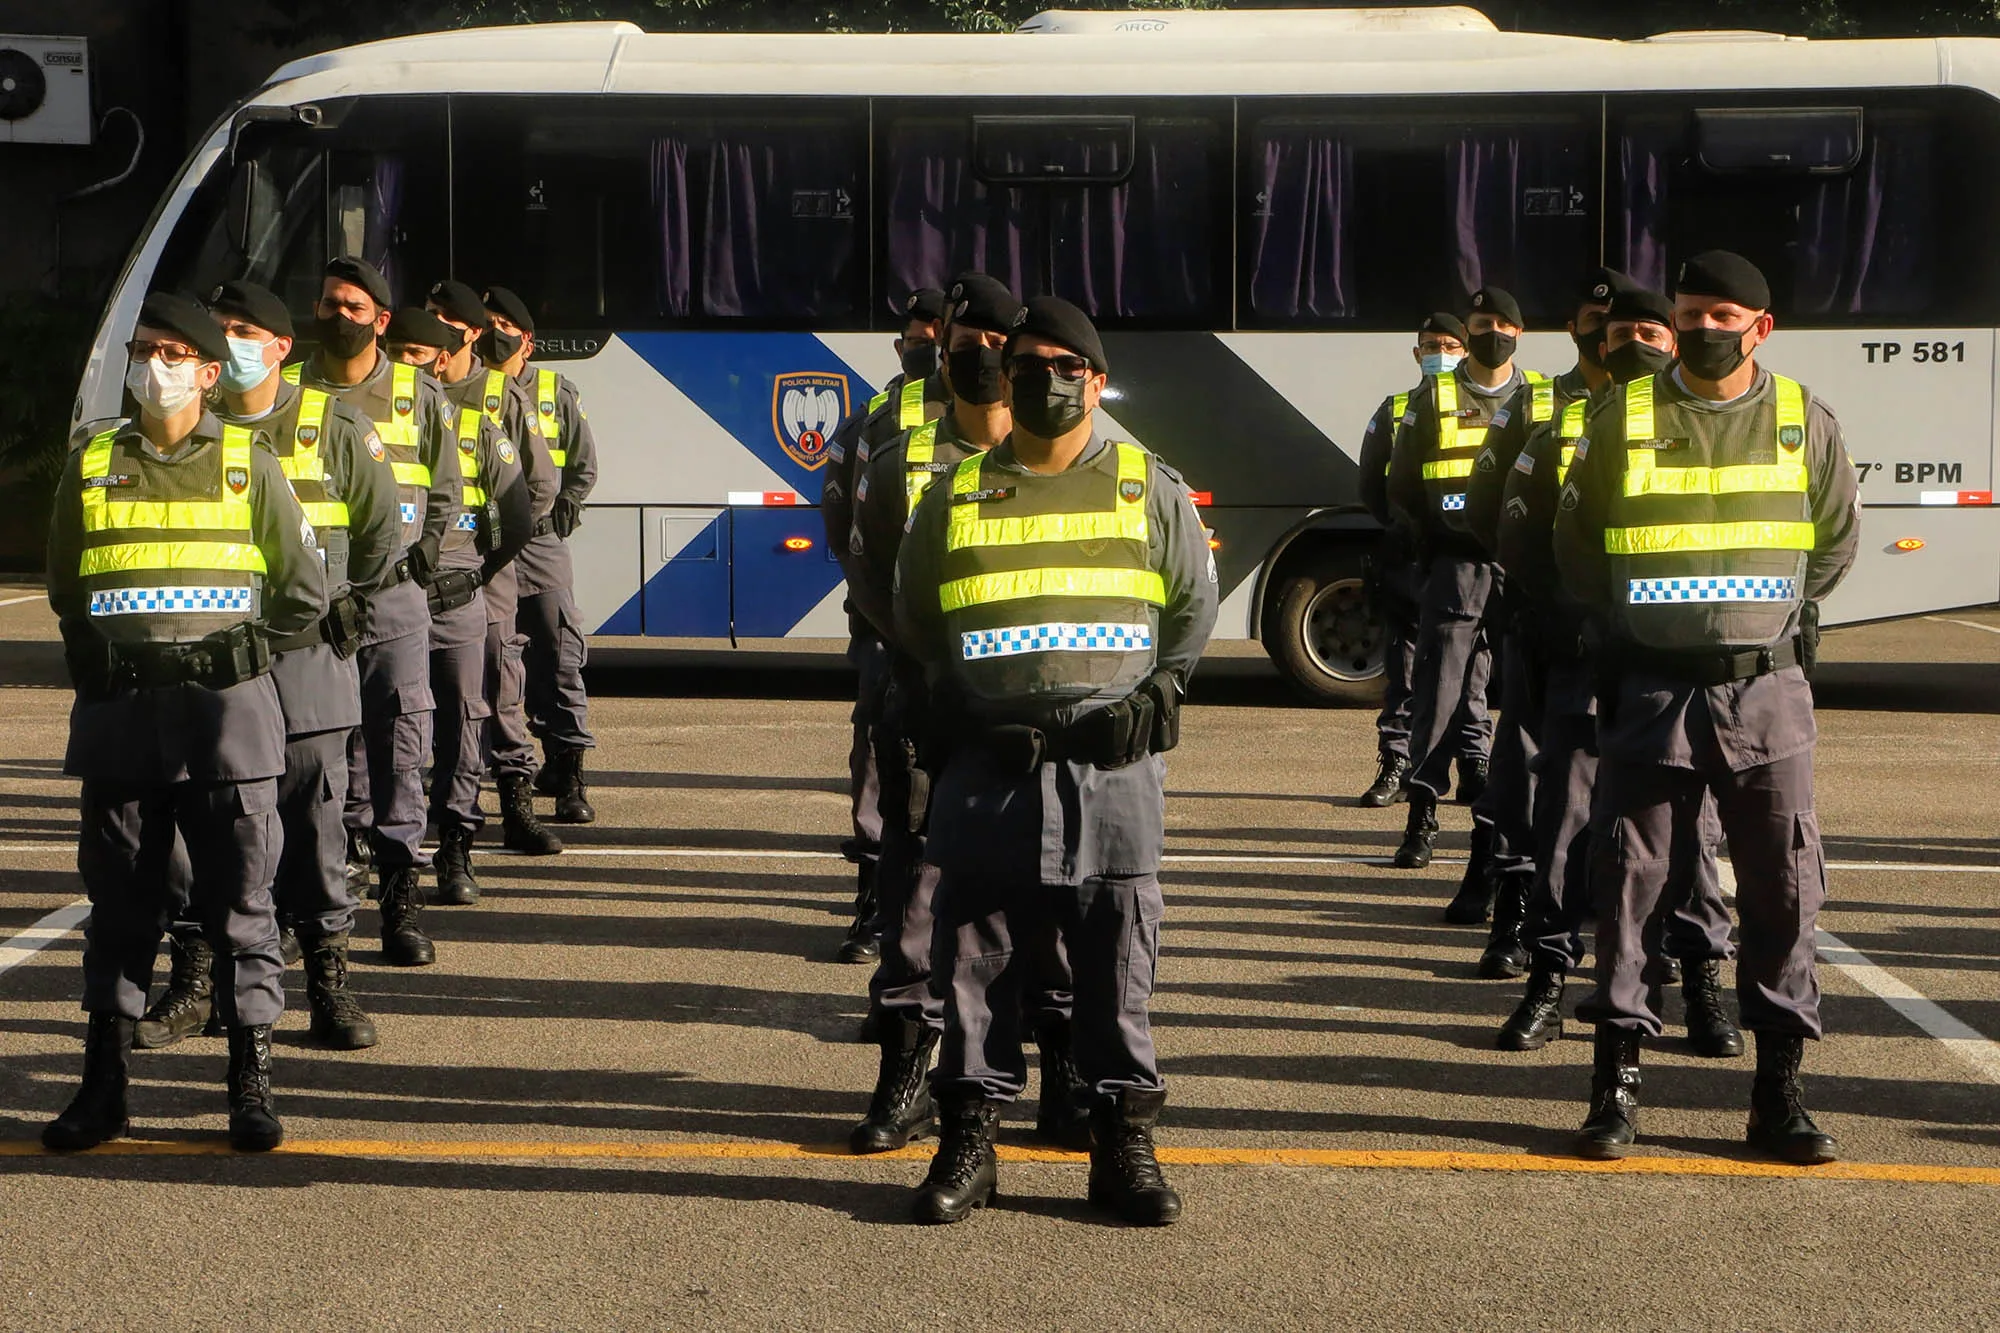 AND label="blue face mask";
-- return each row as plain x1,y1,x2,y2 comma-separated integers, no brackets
1420,352,1464,377
219,335,275,393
